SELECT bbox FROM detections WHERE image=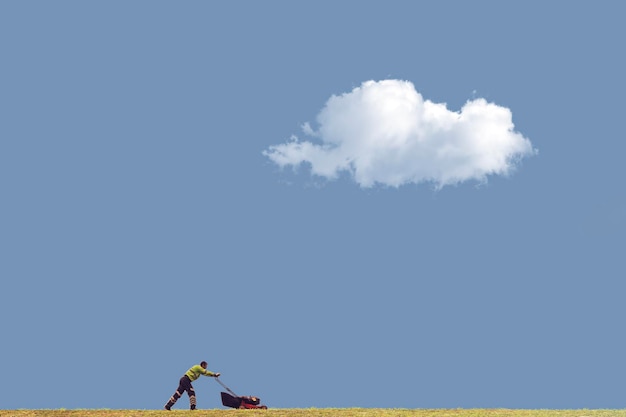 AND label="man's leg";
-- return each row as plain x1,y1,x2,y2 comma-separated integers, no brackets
186,384,197,410
164,377,188,410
